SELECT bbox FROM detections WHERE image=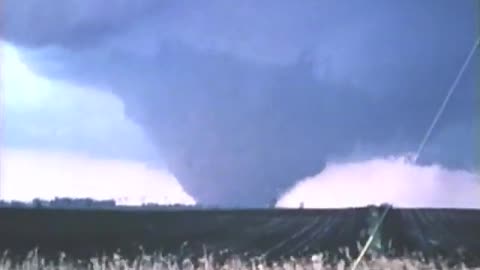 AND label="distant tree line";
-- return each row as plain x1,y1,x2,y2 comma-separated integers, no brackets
0,198,199,210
